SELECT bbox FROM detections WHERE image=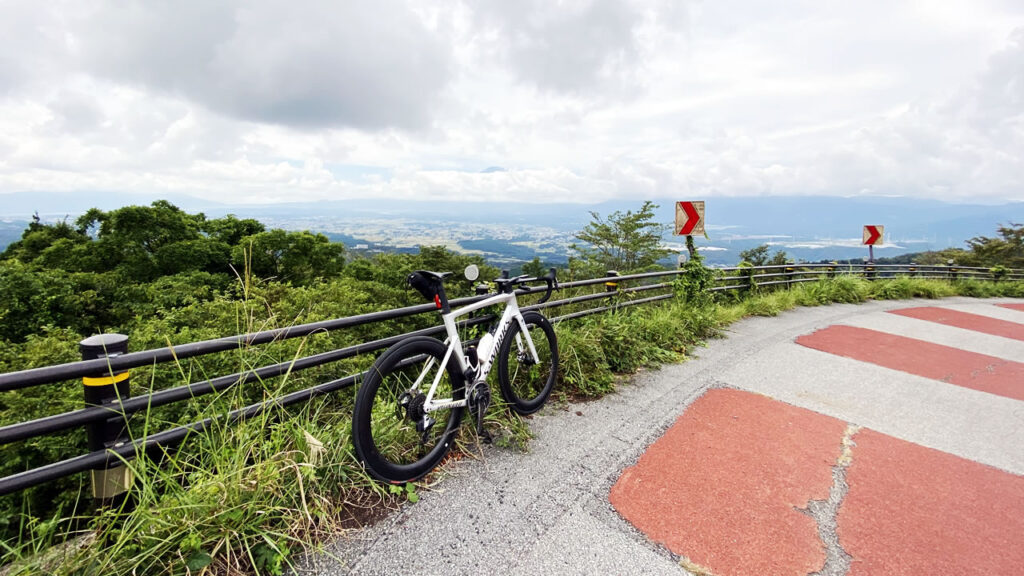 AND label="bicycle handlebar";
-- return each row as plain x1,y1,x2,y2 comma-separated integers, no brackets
416,267,559,310
513,268,558,304
535,267,558,304
490,268,558,304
